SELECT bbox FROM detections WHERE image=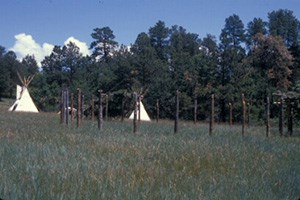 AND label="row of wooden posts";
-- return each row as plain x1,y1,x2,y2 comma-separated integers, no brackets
60,89,295,136
60,89,147,132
